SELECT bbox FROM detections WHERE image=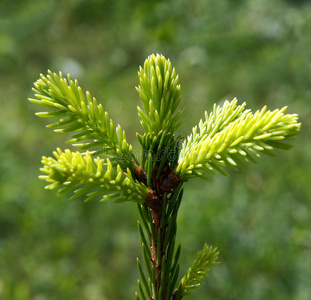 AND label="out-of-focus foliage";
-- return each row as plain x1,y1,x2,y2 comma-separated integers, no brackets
0,0,310,299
